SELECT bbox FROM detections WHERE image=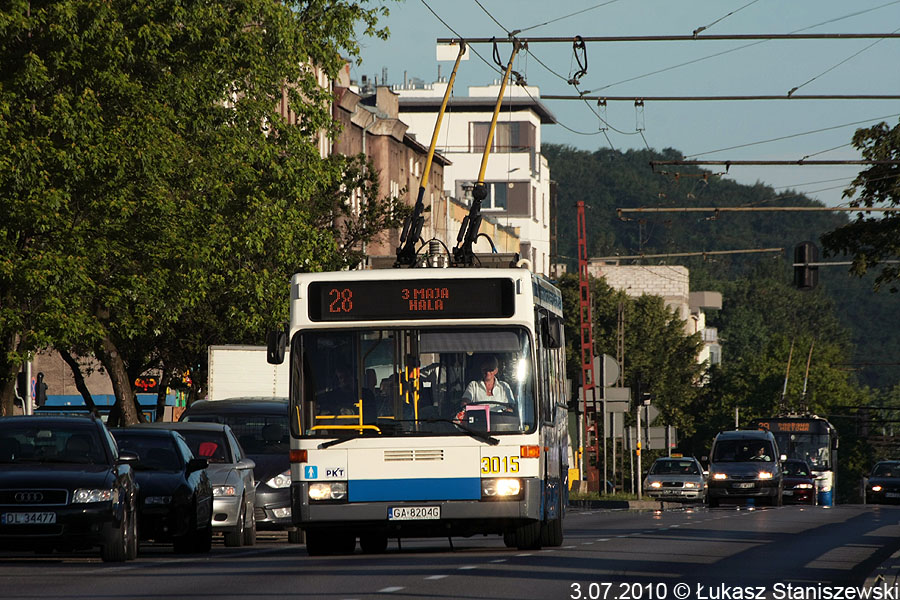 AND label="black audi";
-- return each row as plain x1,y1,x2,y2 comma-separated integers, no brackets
0,415,139,562
110,428,213,553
